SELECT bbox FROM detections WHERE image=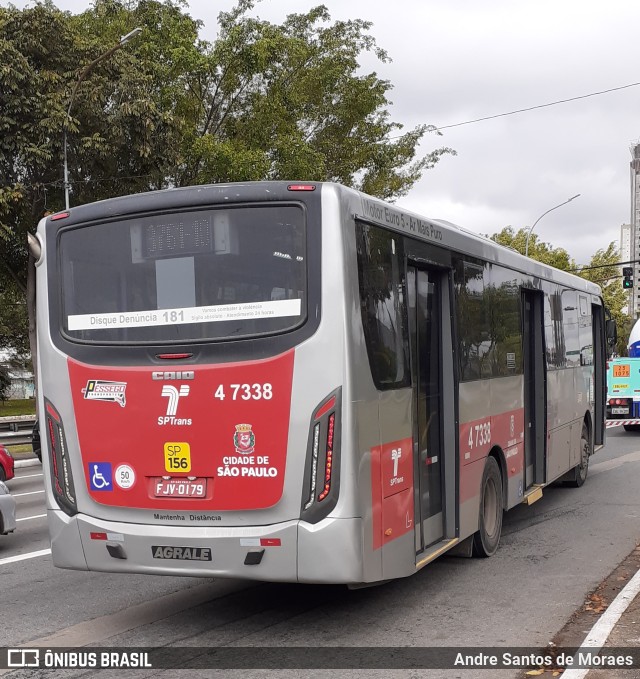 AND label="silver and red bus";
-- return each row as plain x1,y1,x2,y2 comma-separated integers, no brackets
31,181,607,584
